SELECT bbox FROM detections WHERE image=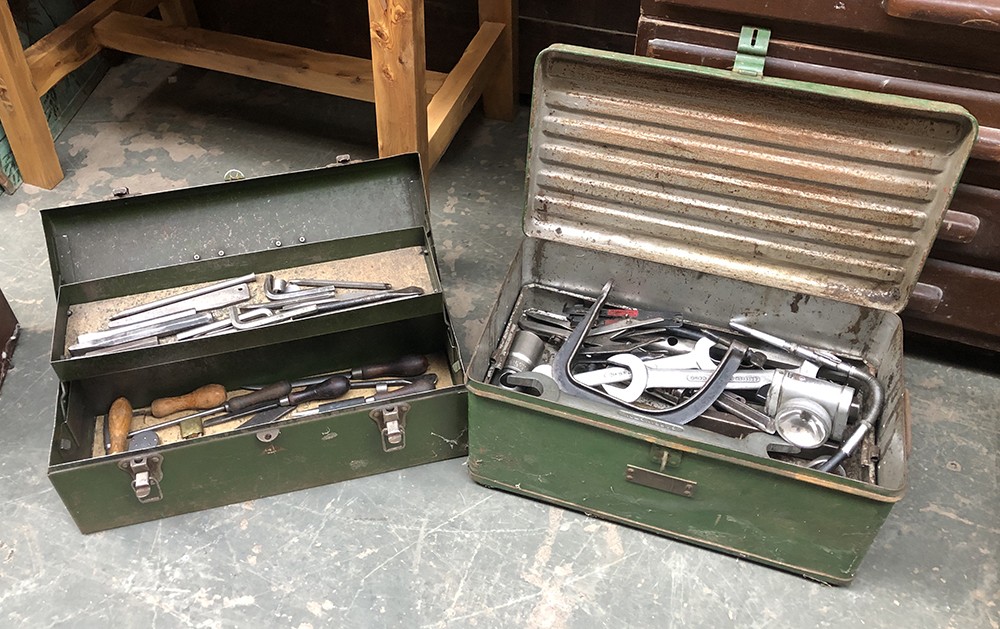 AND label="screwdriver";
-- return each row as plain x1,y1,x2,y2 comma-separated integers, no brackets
202,376,352,428
336,354,429,379
107,397,133,455
292,374,437,418
127,380,295,437
227,373,437,428
151,384,227,418
241,355,430,390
